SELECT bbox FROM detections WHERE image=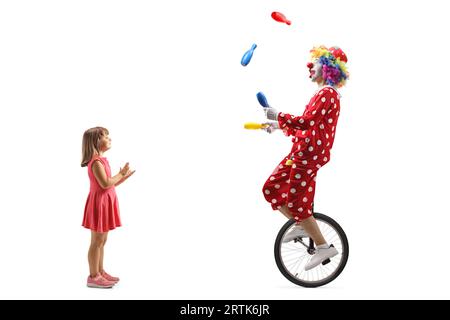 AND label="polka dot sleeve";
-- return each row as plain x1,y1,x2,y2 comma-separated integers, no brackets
277,89,336,133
